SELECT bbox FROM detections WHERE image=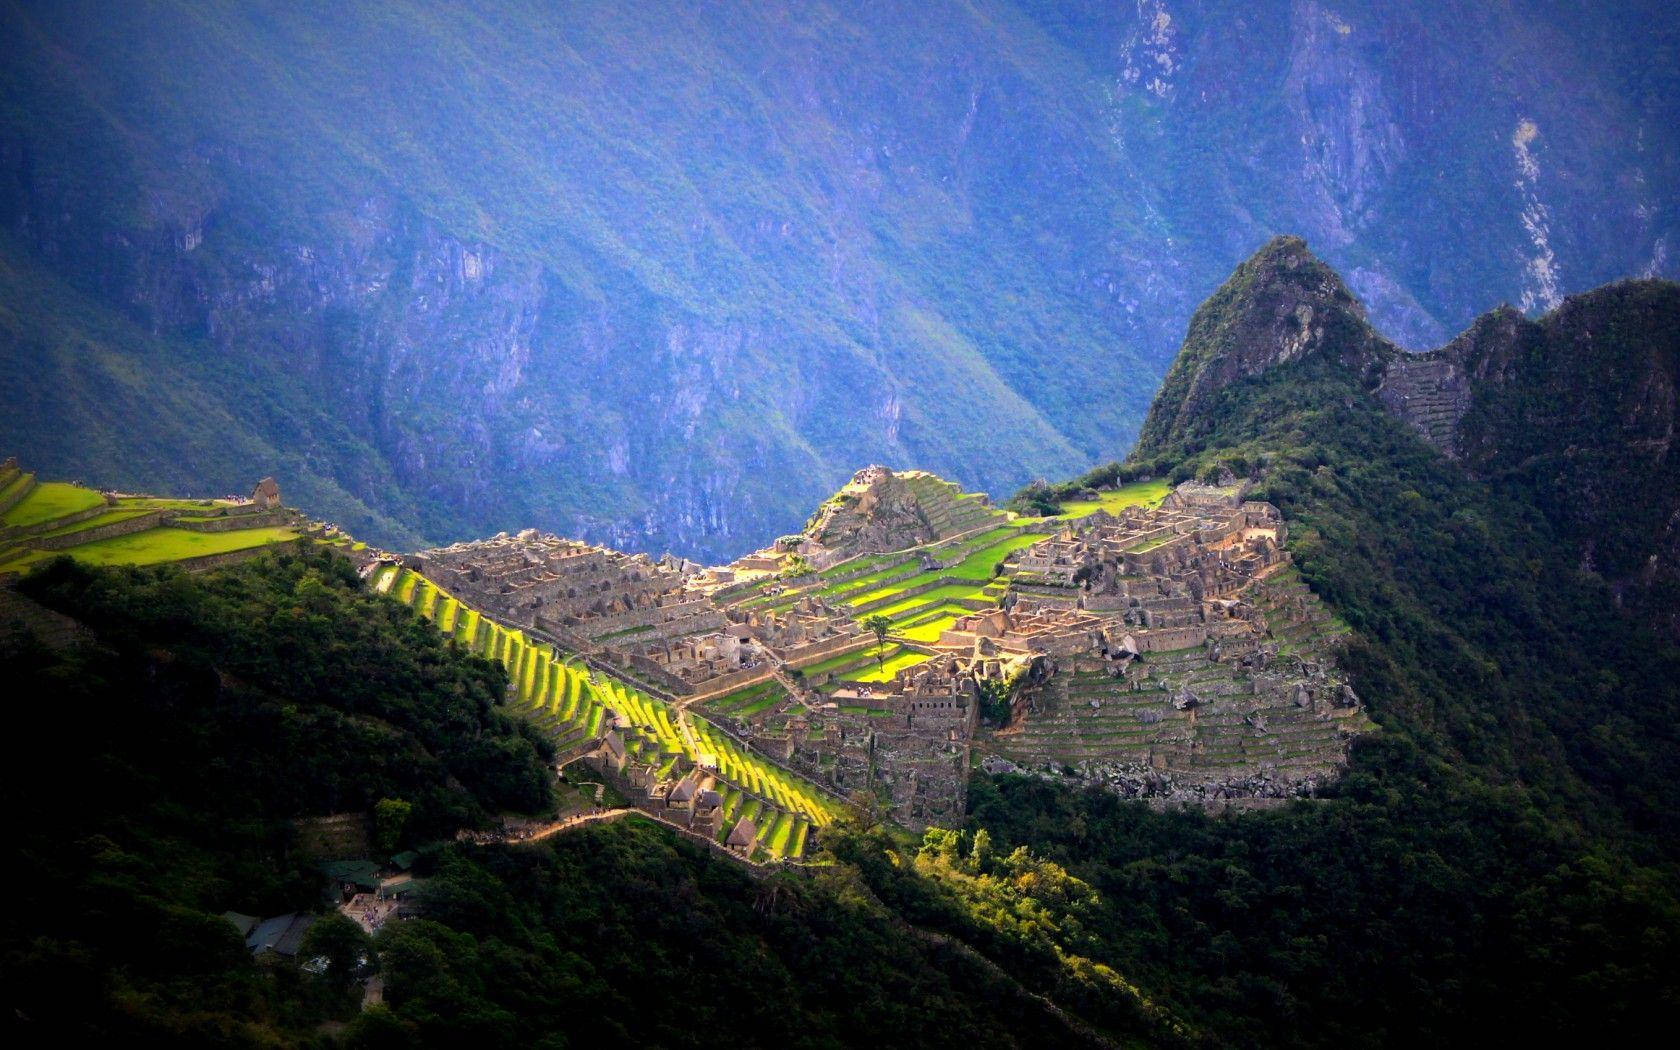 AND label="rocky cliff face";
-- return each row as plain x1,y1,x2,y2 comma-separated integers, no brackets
2,1,1676,560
